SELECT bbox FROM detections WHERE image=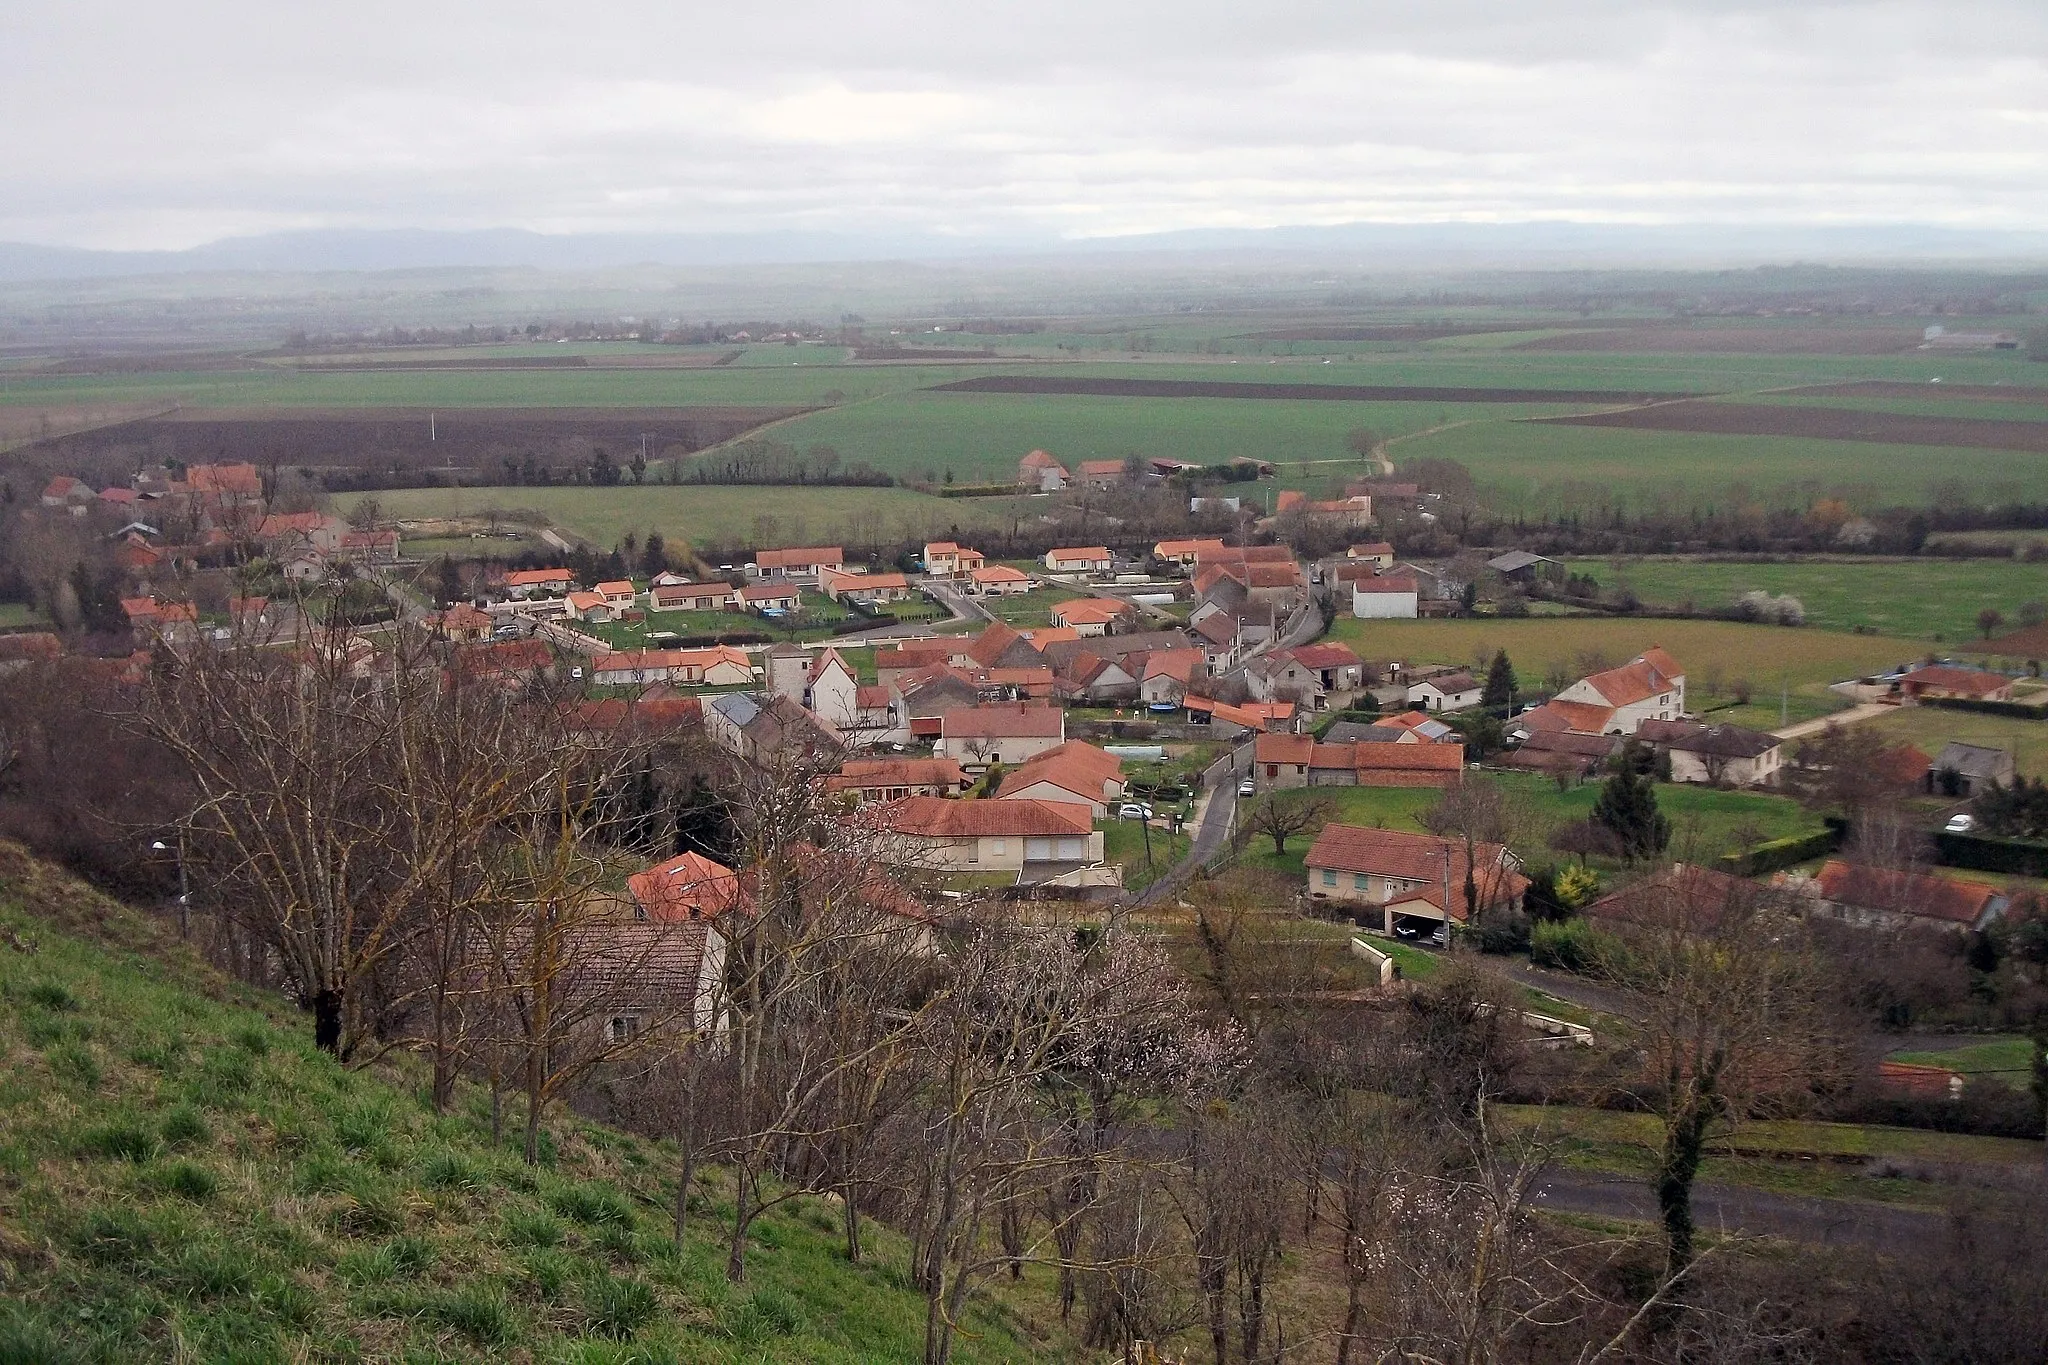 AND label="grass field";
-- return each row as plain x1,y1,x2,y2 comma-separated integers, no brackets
0,846,1071,1365
1561,556,2048,643
6,340,2044,514
1857,706,2048,779
379,485,1016,553
1099,819,1192,893
1234,773,1821,879
1329,615,1929,729
1890,1036,2037,1078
